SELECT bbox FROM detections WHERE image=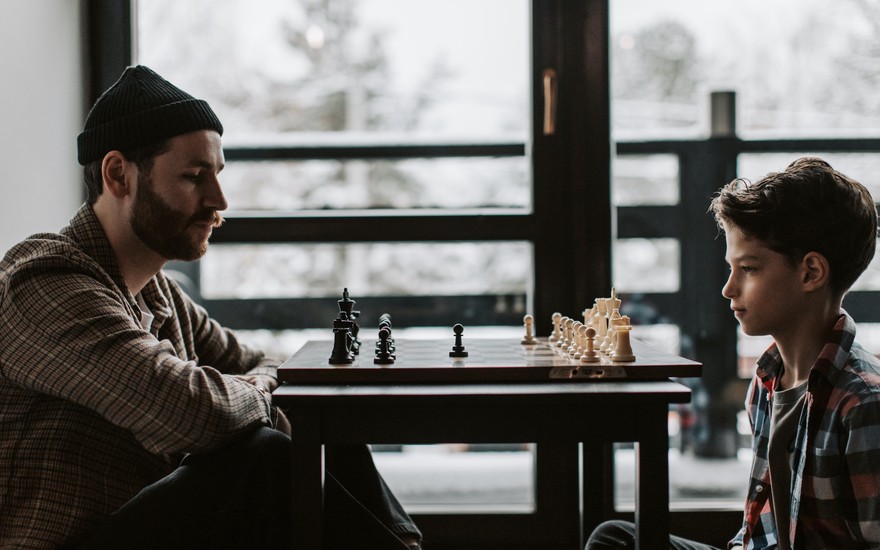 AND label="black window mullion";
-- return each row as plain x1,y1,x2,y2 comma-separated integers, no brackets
531,0,612,333
224,142,526,161
213,213,535,244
